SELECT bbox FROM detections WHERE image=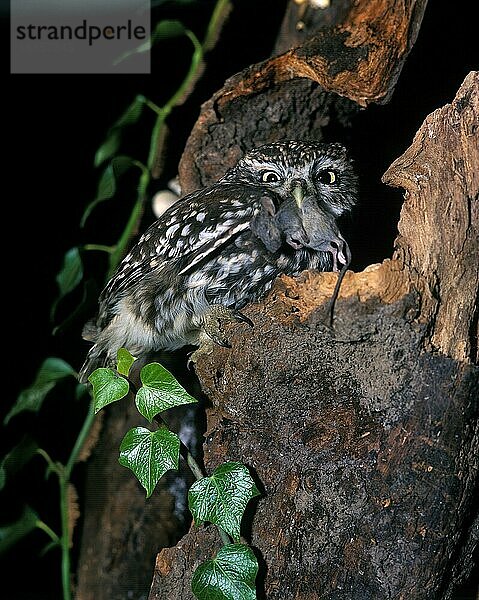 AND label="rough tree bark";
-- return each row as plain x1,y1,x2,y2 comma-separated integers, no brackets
148,0,478,595
178,0,428,193
149,69,478,600
75,398,179,599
